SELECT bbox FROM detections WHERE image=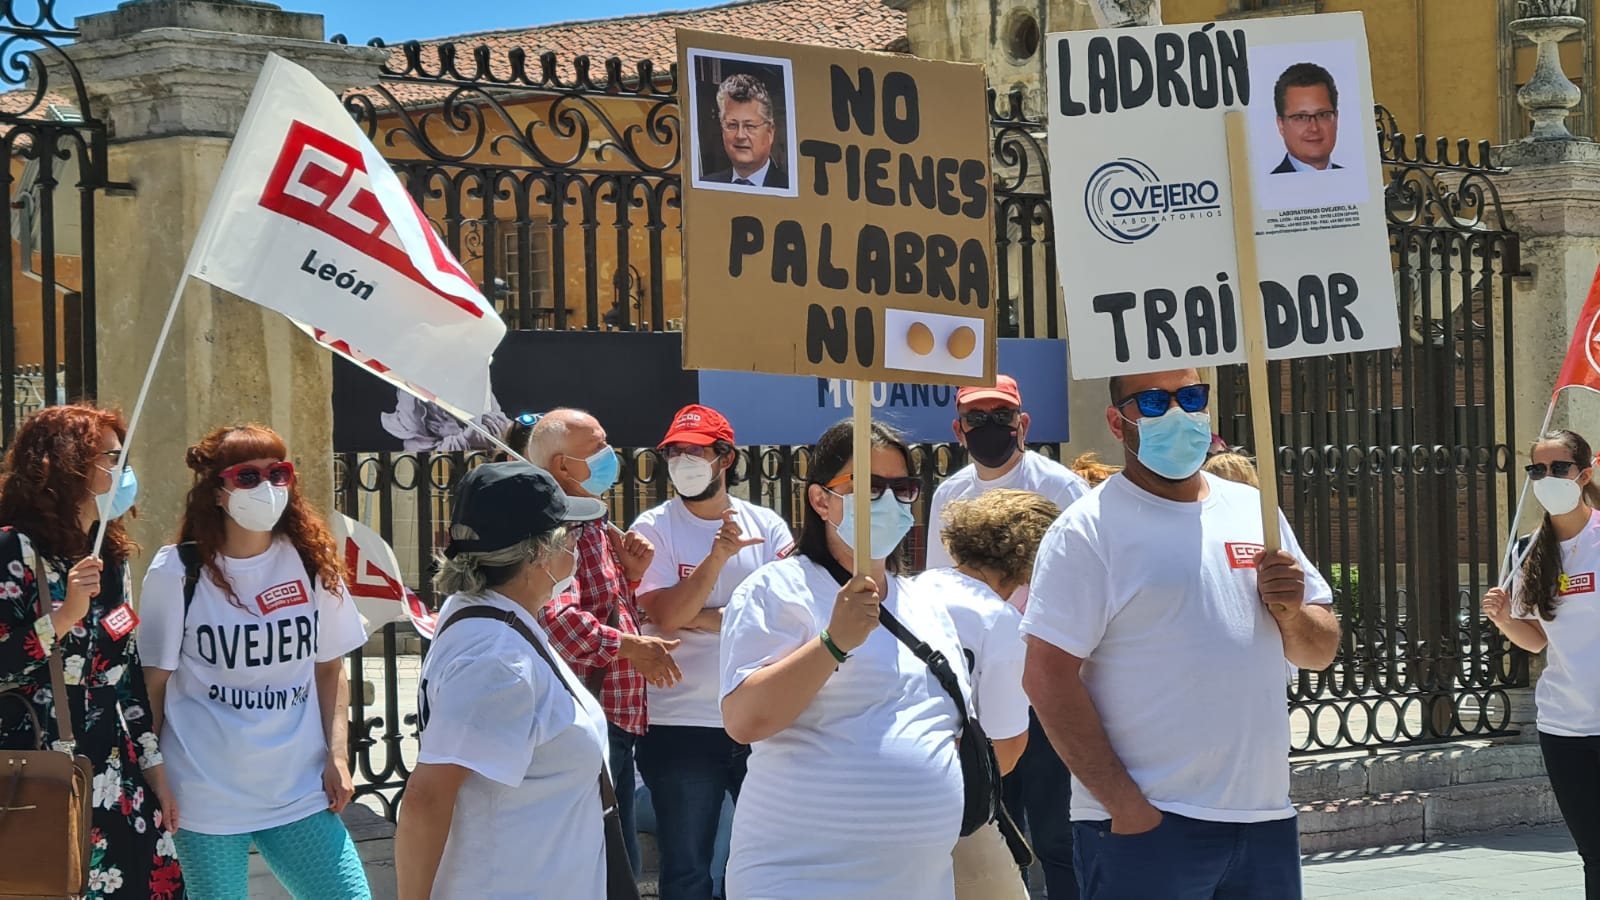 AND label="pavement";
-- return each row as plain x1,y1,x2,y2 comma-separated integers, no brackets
1302,825,1585,899
246,810,1585,898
